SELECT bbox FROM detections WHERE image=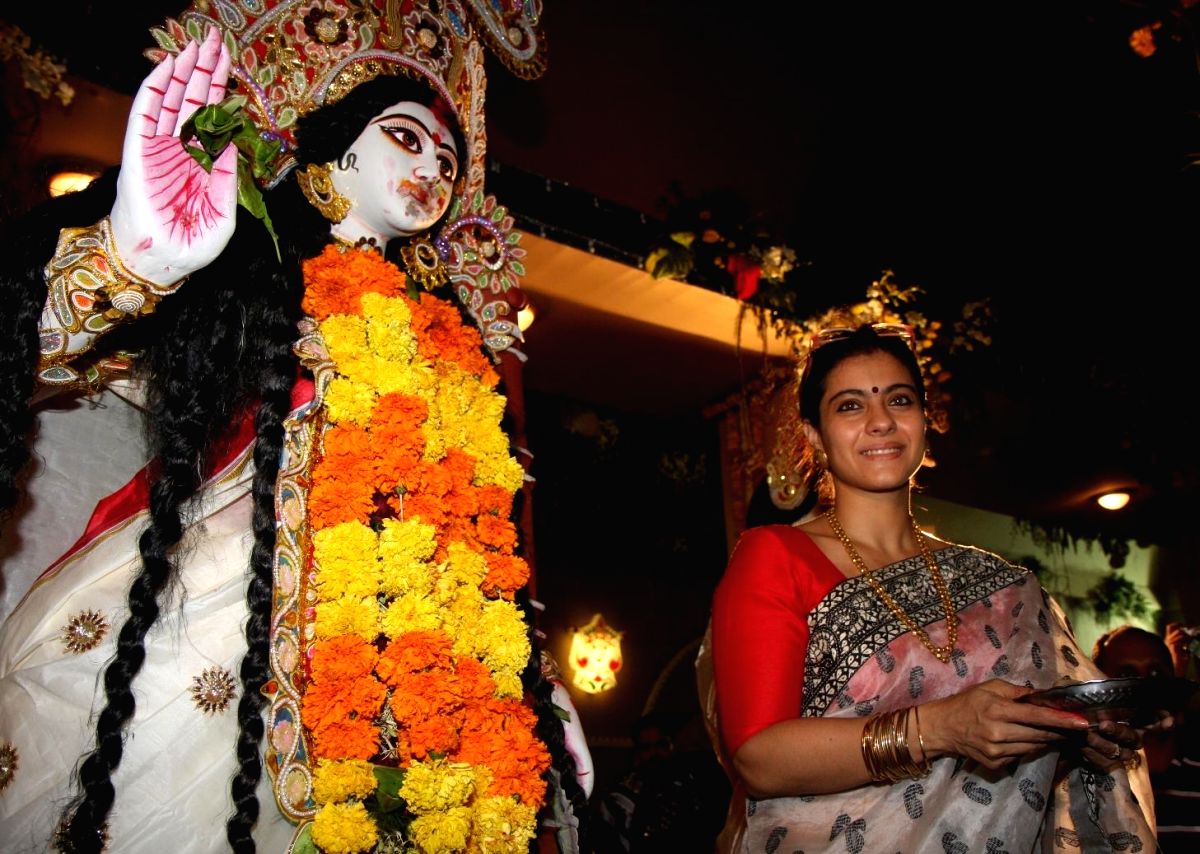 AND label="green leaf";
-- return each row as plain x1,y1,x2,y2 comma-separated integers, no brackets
291,823,318,854
237,159,281,262
373,766,408,814
180,95,281,262
551,702,571,722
